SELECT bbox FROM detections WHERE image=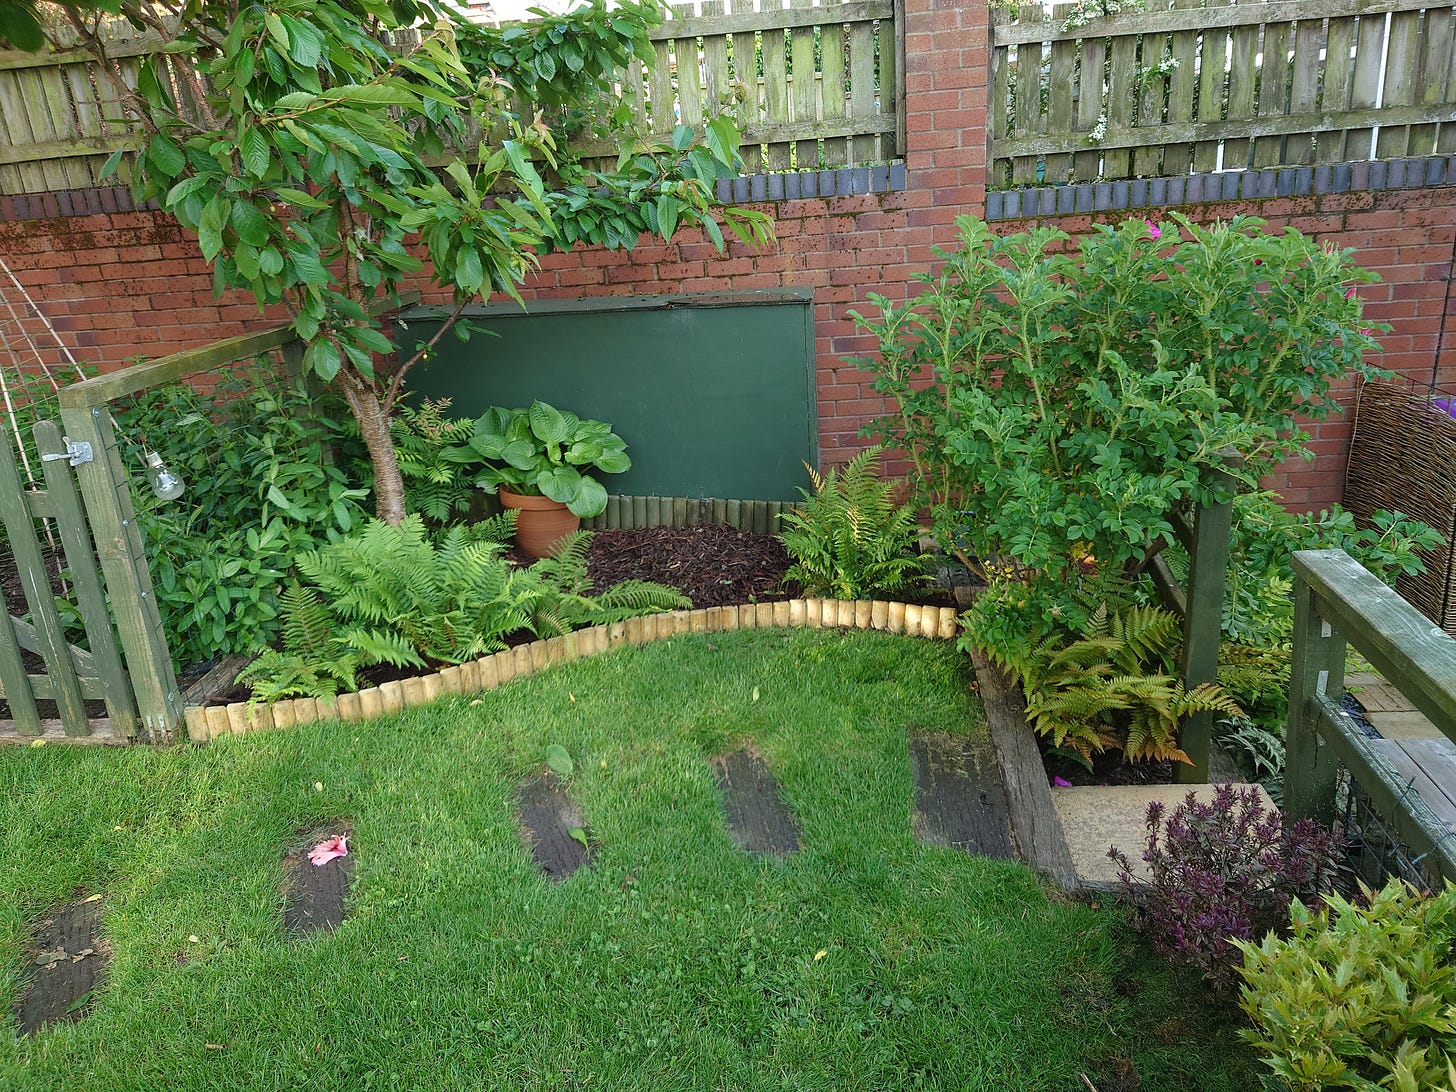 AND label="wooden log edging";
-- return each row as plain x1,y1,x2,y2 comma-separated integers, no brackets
182,600,961,742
